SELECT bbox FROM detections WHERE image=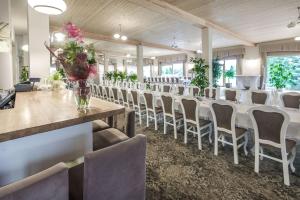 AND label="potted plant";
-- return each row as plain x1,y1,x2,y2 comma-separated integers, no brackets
105,71,113,81
50,71,64,91
212,57,222,87
20,66,29,82
128,73,138,82
269,62,294,90
224,66,235,88
118,71,127,82
190,57,209,96
45,22,97,111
